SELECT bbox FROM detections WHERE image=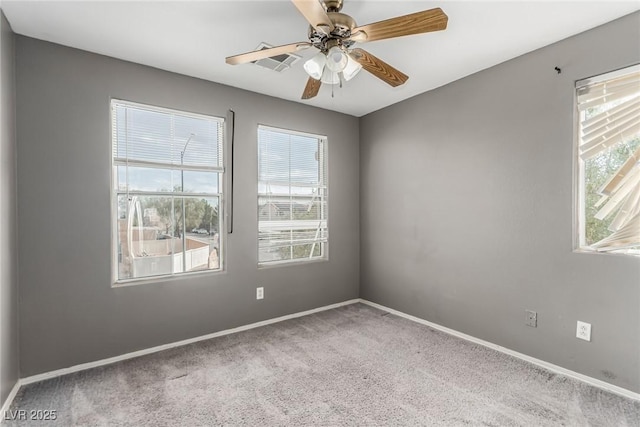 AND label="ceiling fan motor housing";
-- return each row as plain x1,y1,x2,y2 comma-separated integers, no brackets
308,12,357,50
